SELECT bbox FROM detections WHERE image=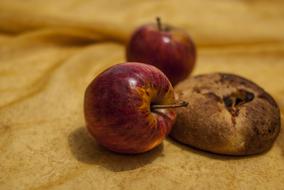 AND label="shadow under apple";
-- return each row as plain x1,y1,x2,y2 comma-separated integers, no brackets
68,127,164,172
